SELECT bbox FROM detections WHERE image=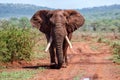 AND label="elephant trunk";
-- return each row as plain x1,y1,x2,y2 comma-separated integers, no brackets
55,35,64,68
53,25,66,68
